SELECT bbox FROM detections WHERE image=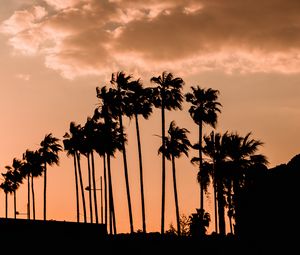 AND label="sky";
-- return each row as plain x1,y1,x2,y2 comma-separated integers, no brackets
0,0,300,234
